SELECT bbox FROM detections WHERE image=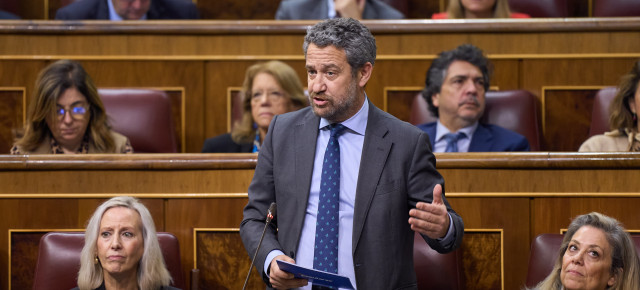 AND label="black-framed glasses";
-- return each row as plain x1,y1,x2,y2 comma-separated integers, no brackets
56,104,89,120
